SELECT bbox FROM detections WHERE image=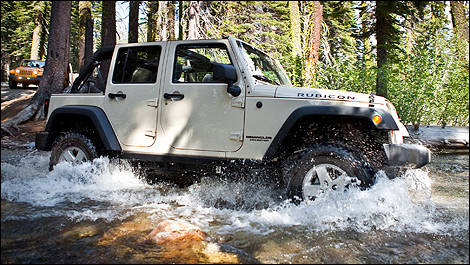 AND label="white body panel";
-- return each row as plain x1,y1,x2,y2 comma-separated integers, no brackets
47,37,409,161
158,40,245,152
103,42,167,147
